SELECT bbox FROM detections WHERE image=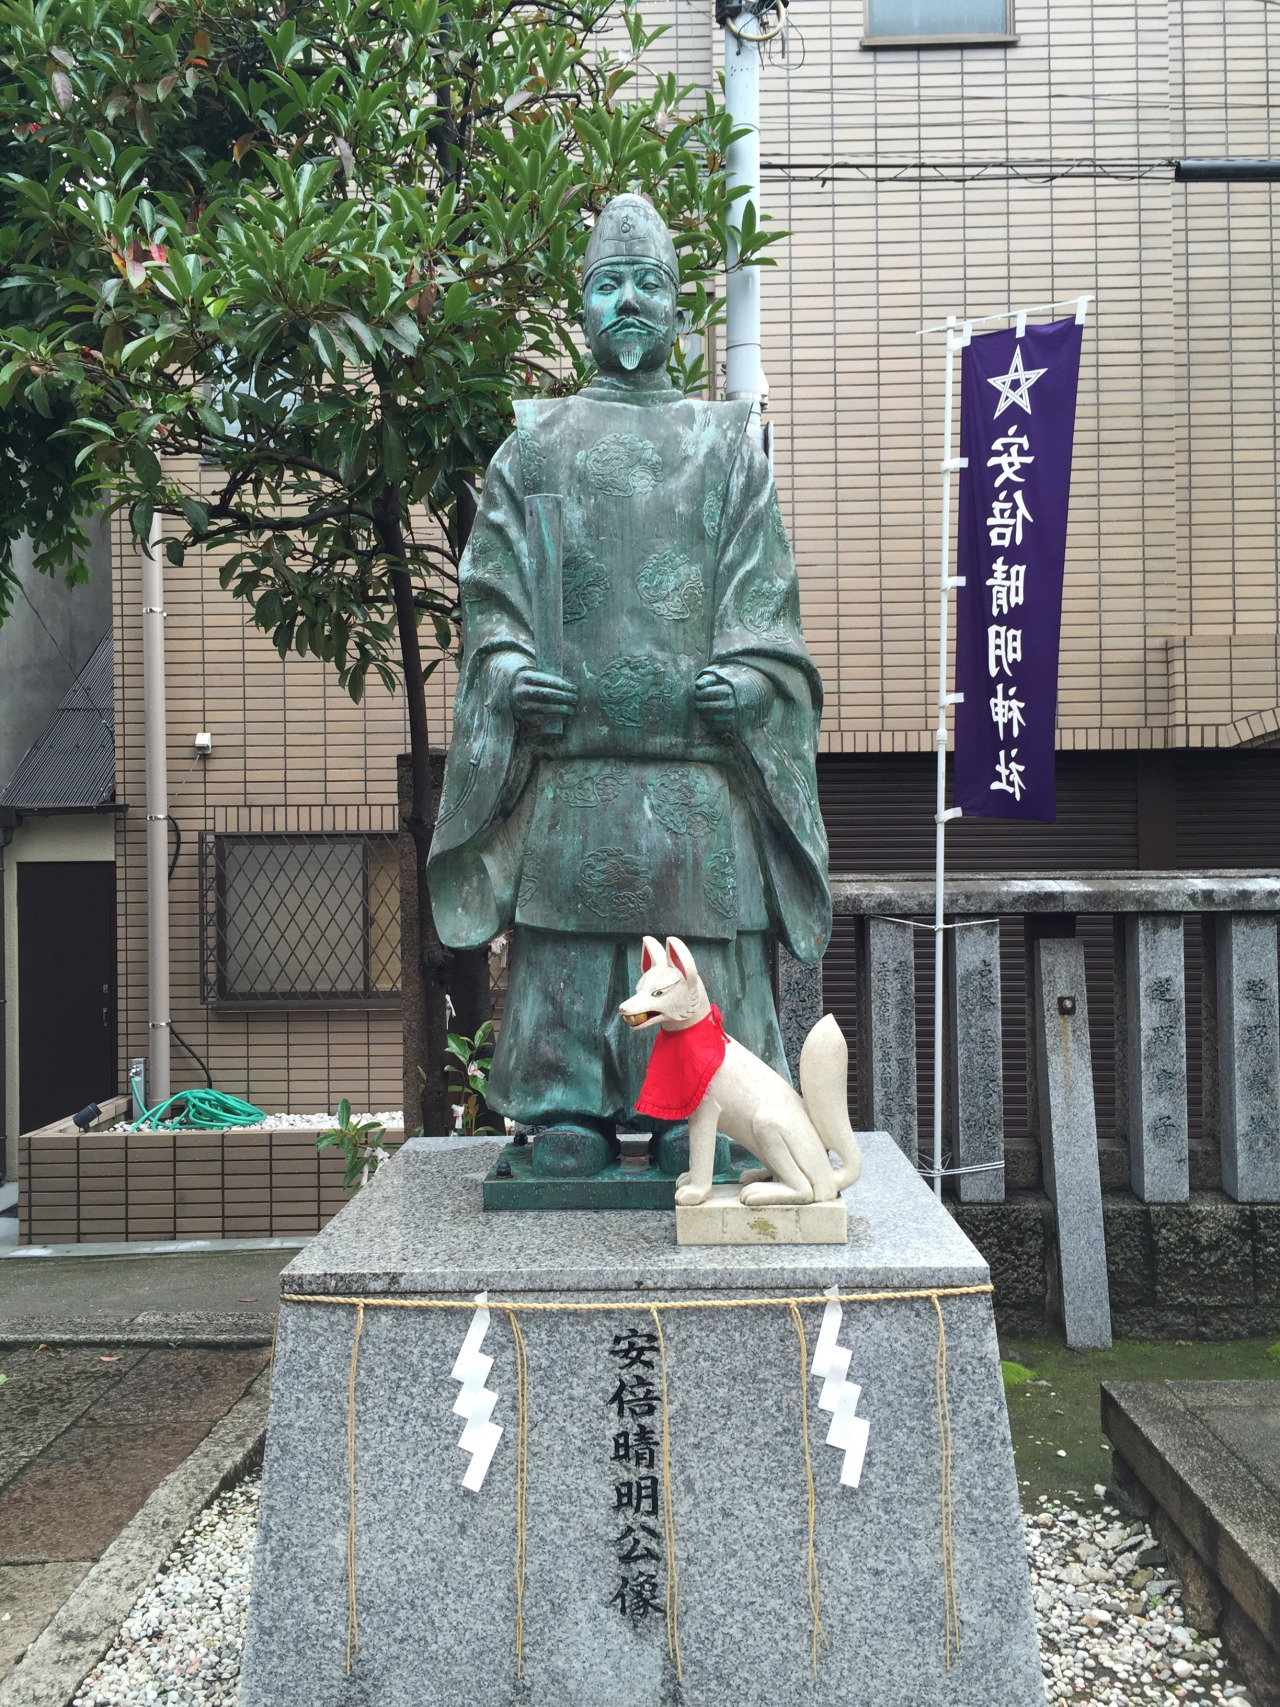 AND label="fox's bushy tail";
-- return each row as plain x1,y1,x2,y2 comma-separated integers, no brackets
799,1013,862,1191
